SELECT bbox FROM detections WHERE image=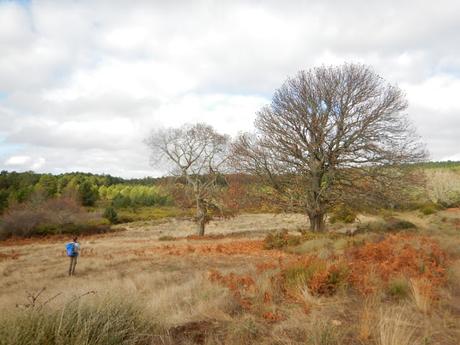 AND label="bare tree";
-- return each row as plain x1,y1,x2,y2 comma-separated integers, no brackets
146,123,230,236
232,63,426,231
